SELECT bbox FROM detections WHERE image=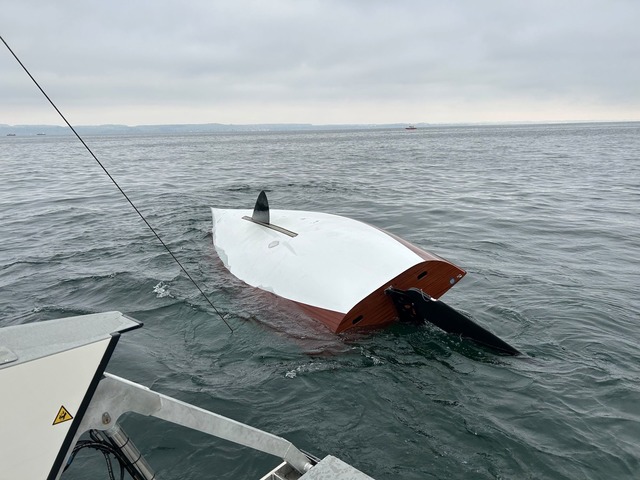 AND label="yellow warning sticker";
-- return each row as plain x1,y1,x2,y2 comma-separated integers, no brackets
53,405,74,425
